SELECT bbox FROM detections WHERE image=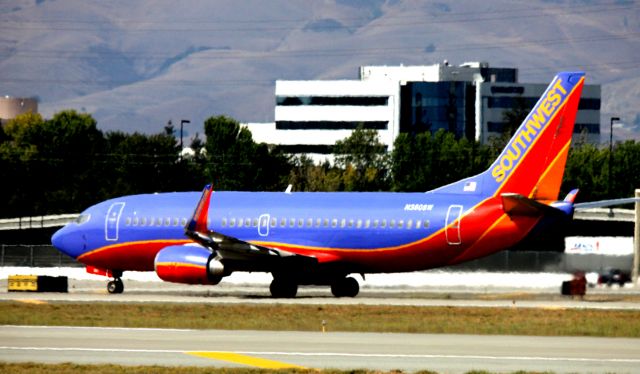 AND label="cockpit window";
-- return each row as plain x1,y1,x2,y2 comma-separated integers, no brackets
75,214,90,225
